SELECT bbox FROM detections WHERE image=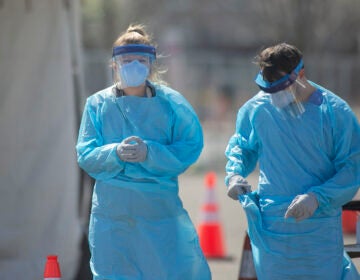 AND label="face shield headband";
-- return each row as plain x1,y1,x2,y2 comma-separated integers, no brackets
254,59,304,93
112,44,156,62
